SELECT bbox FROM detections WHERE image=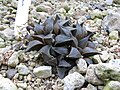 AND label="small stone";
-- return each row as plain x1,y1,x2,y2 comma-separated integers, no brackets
17,82,27,89
95,63,120,82
76,58,87,74
8,52,19,67
98,86,104,90
103,81,120,90
27,74,32,81
63,72,85,90
87,84,97,90
109,59,120,67
18,88,24,90
33,66,52,78
93,55,102,63
6,69,17,79
109,31,119,40
99,51,109,62
17,63,30,75
0,42,6,48
0,75,17,90
85,64,103,85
